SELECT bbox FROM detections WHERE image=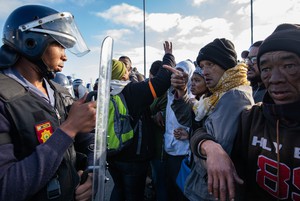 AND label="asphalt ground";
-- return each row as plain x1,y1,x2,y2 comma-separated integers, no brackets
104,171,113,201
